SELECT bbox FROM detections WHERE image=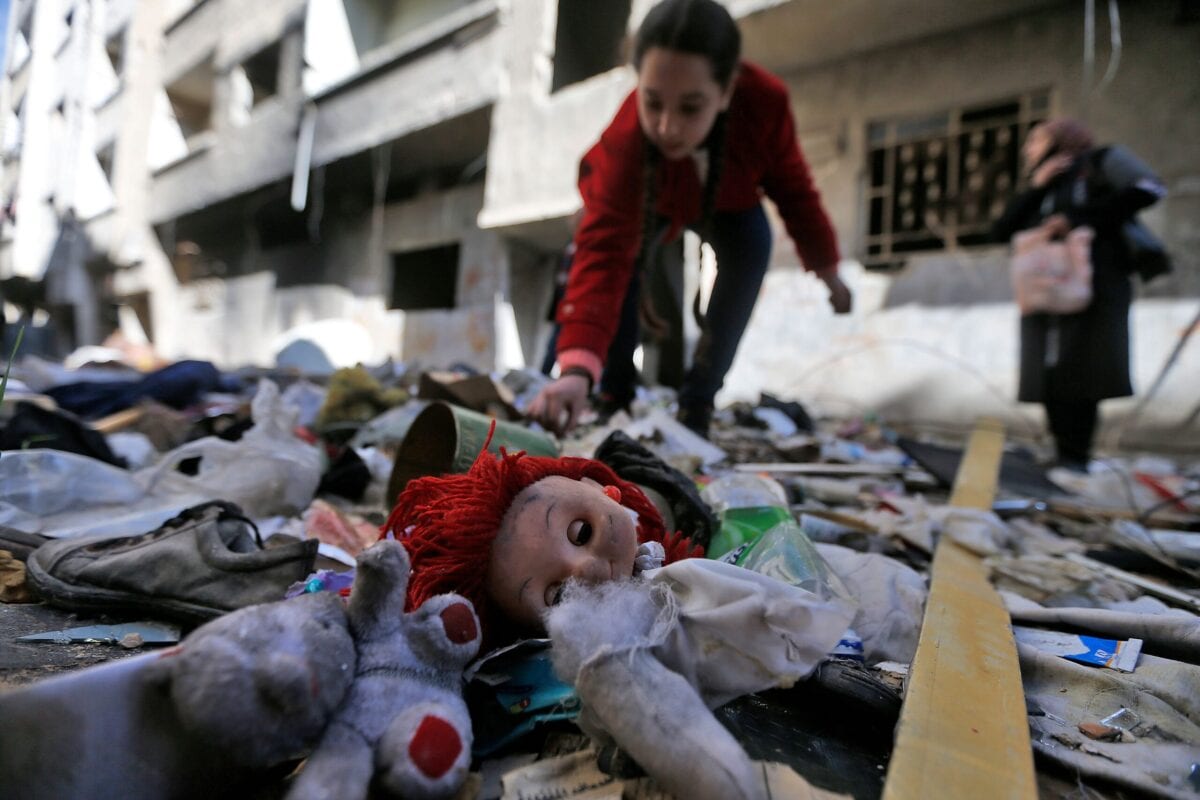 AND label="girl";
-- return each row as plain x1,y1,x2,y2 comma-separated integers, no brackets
993,118,1166,470
529,0,850,438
